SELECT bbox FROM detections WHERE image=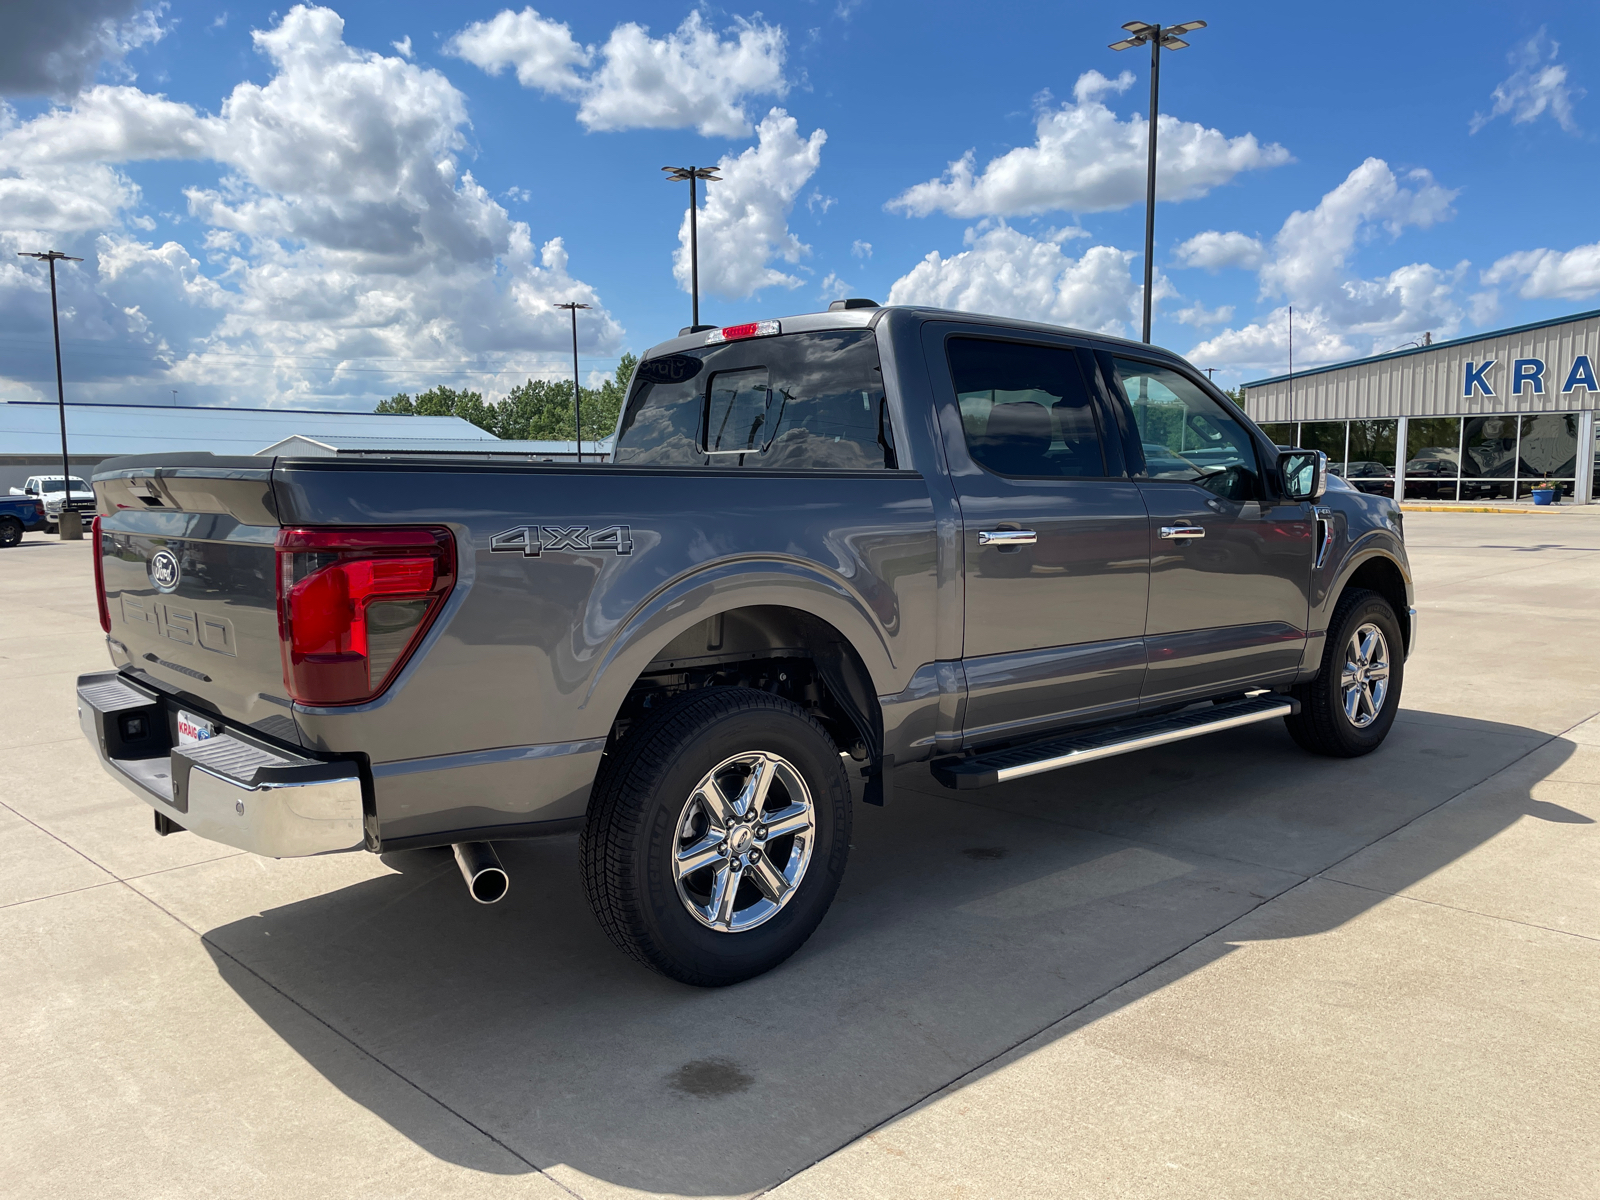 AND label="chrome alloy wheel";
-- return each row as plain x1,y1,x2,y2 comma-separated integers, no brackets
672,751,816,933
1340,622,1391,729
